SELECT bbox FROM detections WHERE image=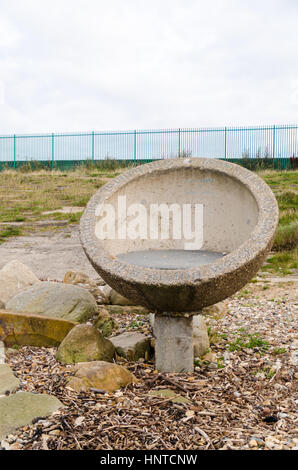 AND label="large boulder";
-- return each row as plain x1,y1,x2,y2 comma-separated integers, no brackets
66,361,137,393
56,324,115,364
6,282,97,323
0,310,76,347
110,332,151,361
193,315,210,357
0,392,64,440
0,364,20,396
0,260,40,305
